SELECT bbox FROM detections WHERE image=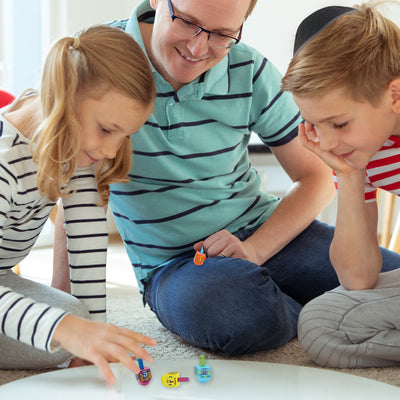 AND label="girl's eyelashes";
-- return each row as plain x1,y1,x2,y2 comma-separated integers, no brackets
333,122,348,129
99,125,112,134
